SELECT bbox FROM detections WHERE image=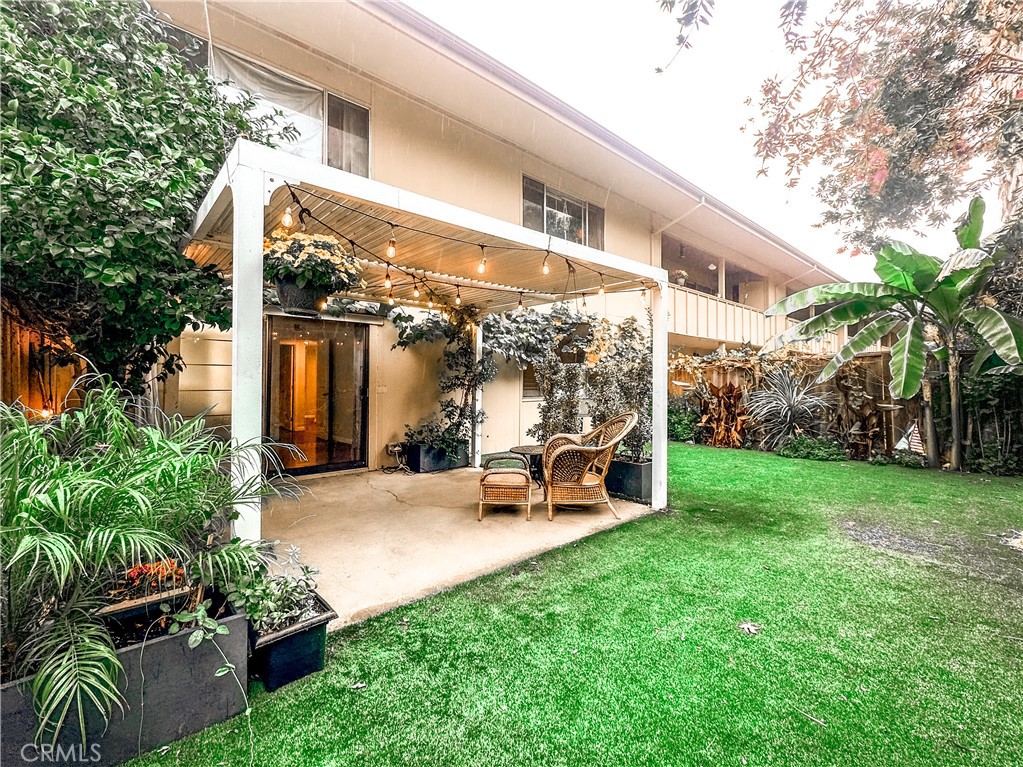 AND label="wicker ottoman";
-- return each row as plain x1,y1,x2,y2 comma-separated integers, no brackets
479,455,533,521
